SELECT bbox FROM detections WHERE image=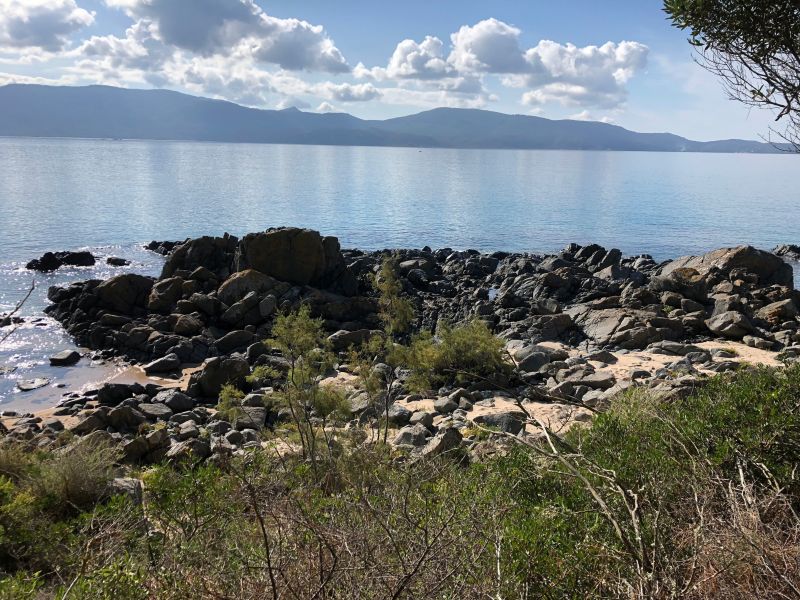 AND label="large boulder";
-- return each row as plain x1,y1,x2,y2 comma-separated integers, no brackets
239,228,355,293
148,277,184,313
658,246,793,289
190,356,250,398
217,269,279,306
95,274,154,315
566,306,682,350
705,311,755,339
161,235,238,280
757,299,798,326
